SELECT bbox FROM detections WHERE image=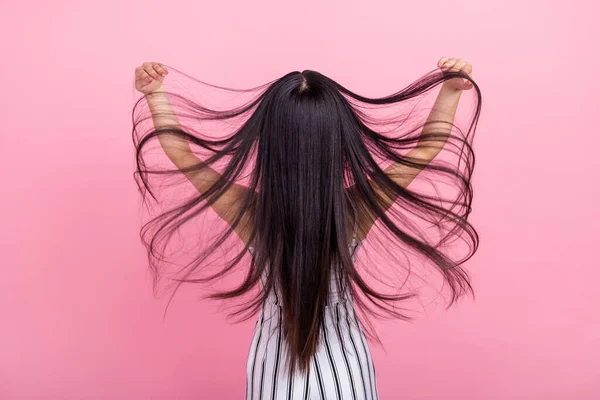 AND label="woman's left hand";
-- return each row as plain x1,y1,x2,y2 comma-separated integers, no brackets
437,57,474,90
